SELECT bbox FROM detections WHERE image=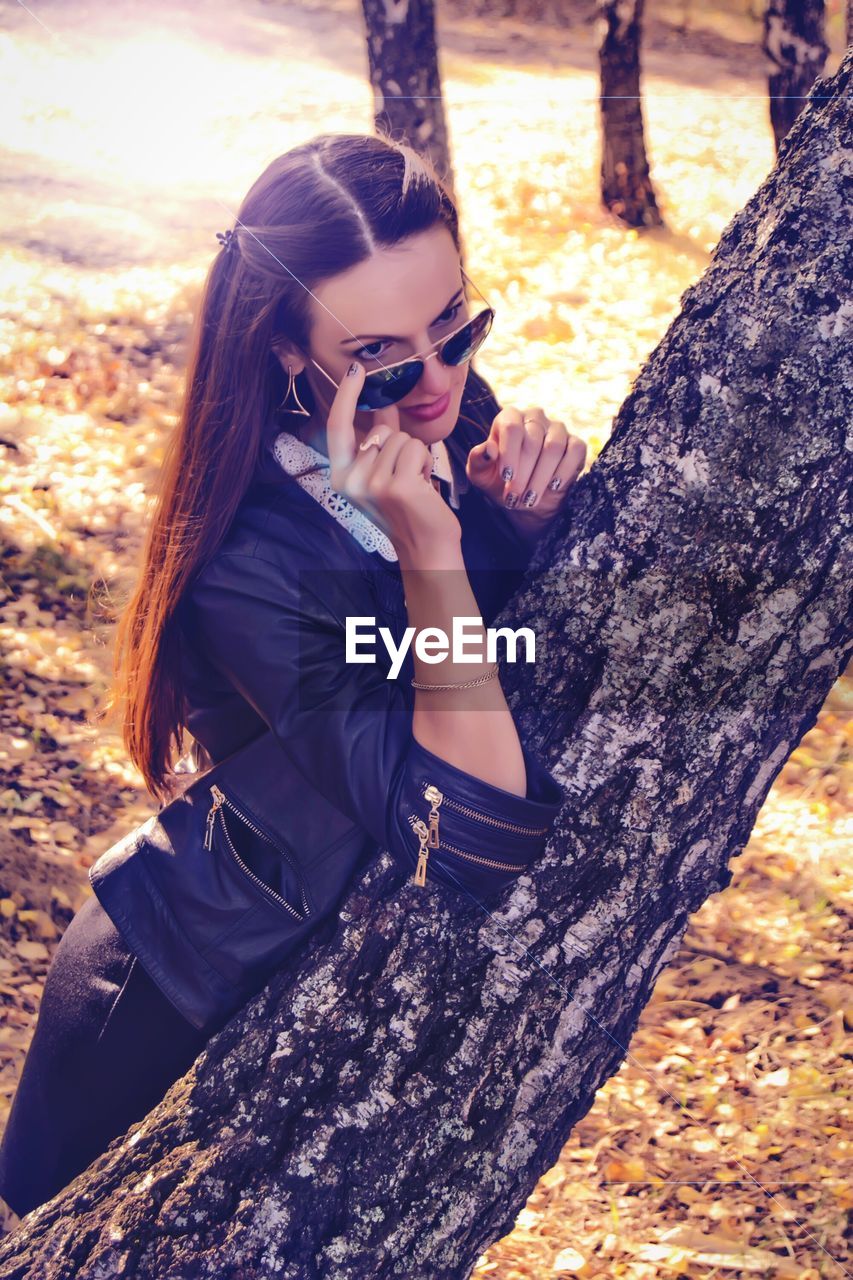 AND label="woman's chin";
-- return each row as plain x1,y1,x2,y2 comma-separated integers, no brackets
404,419,452,446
